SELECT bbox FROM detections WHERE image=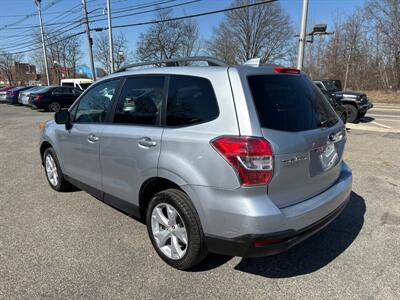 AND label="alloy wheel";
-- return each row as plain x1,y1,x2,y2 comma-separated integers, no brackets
151,203,188,260
49,102,61,112
45,154,58,186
